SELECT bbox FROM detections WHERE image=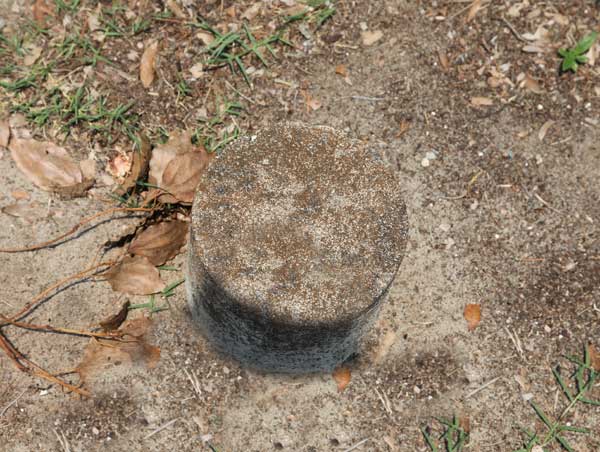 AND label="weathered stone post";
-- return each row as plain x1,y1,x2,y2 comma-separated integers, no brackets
186,123,408,372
